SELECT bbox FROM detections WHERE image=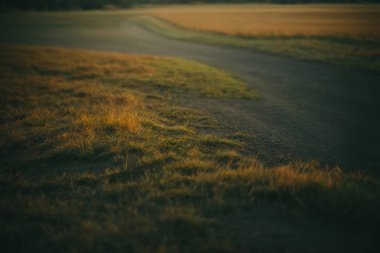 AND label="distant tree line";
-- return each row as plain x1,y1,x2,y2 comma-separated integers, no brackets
0,0,132,10
1,0,379,11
